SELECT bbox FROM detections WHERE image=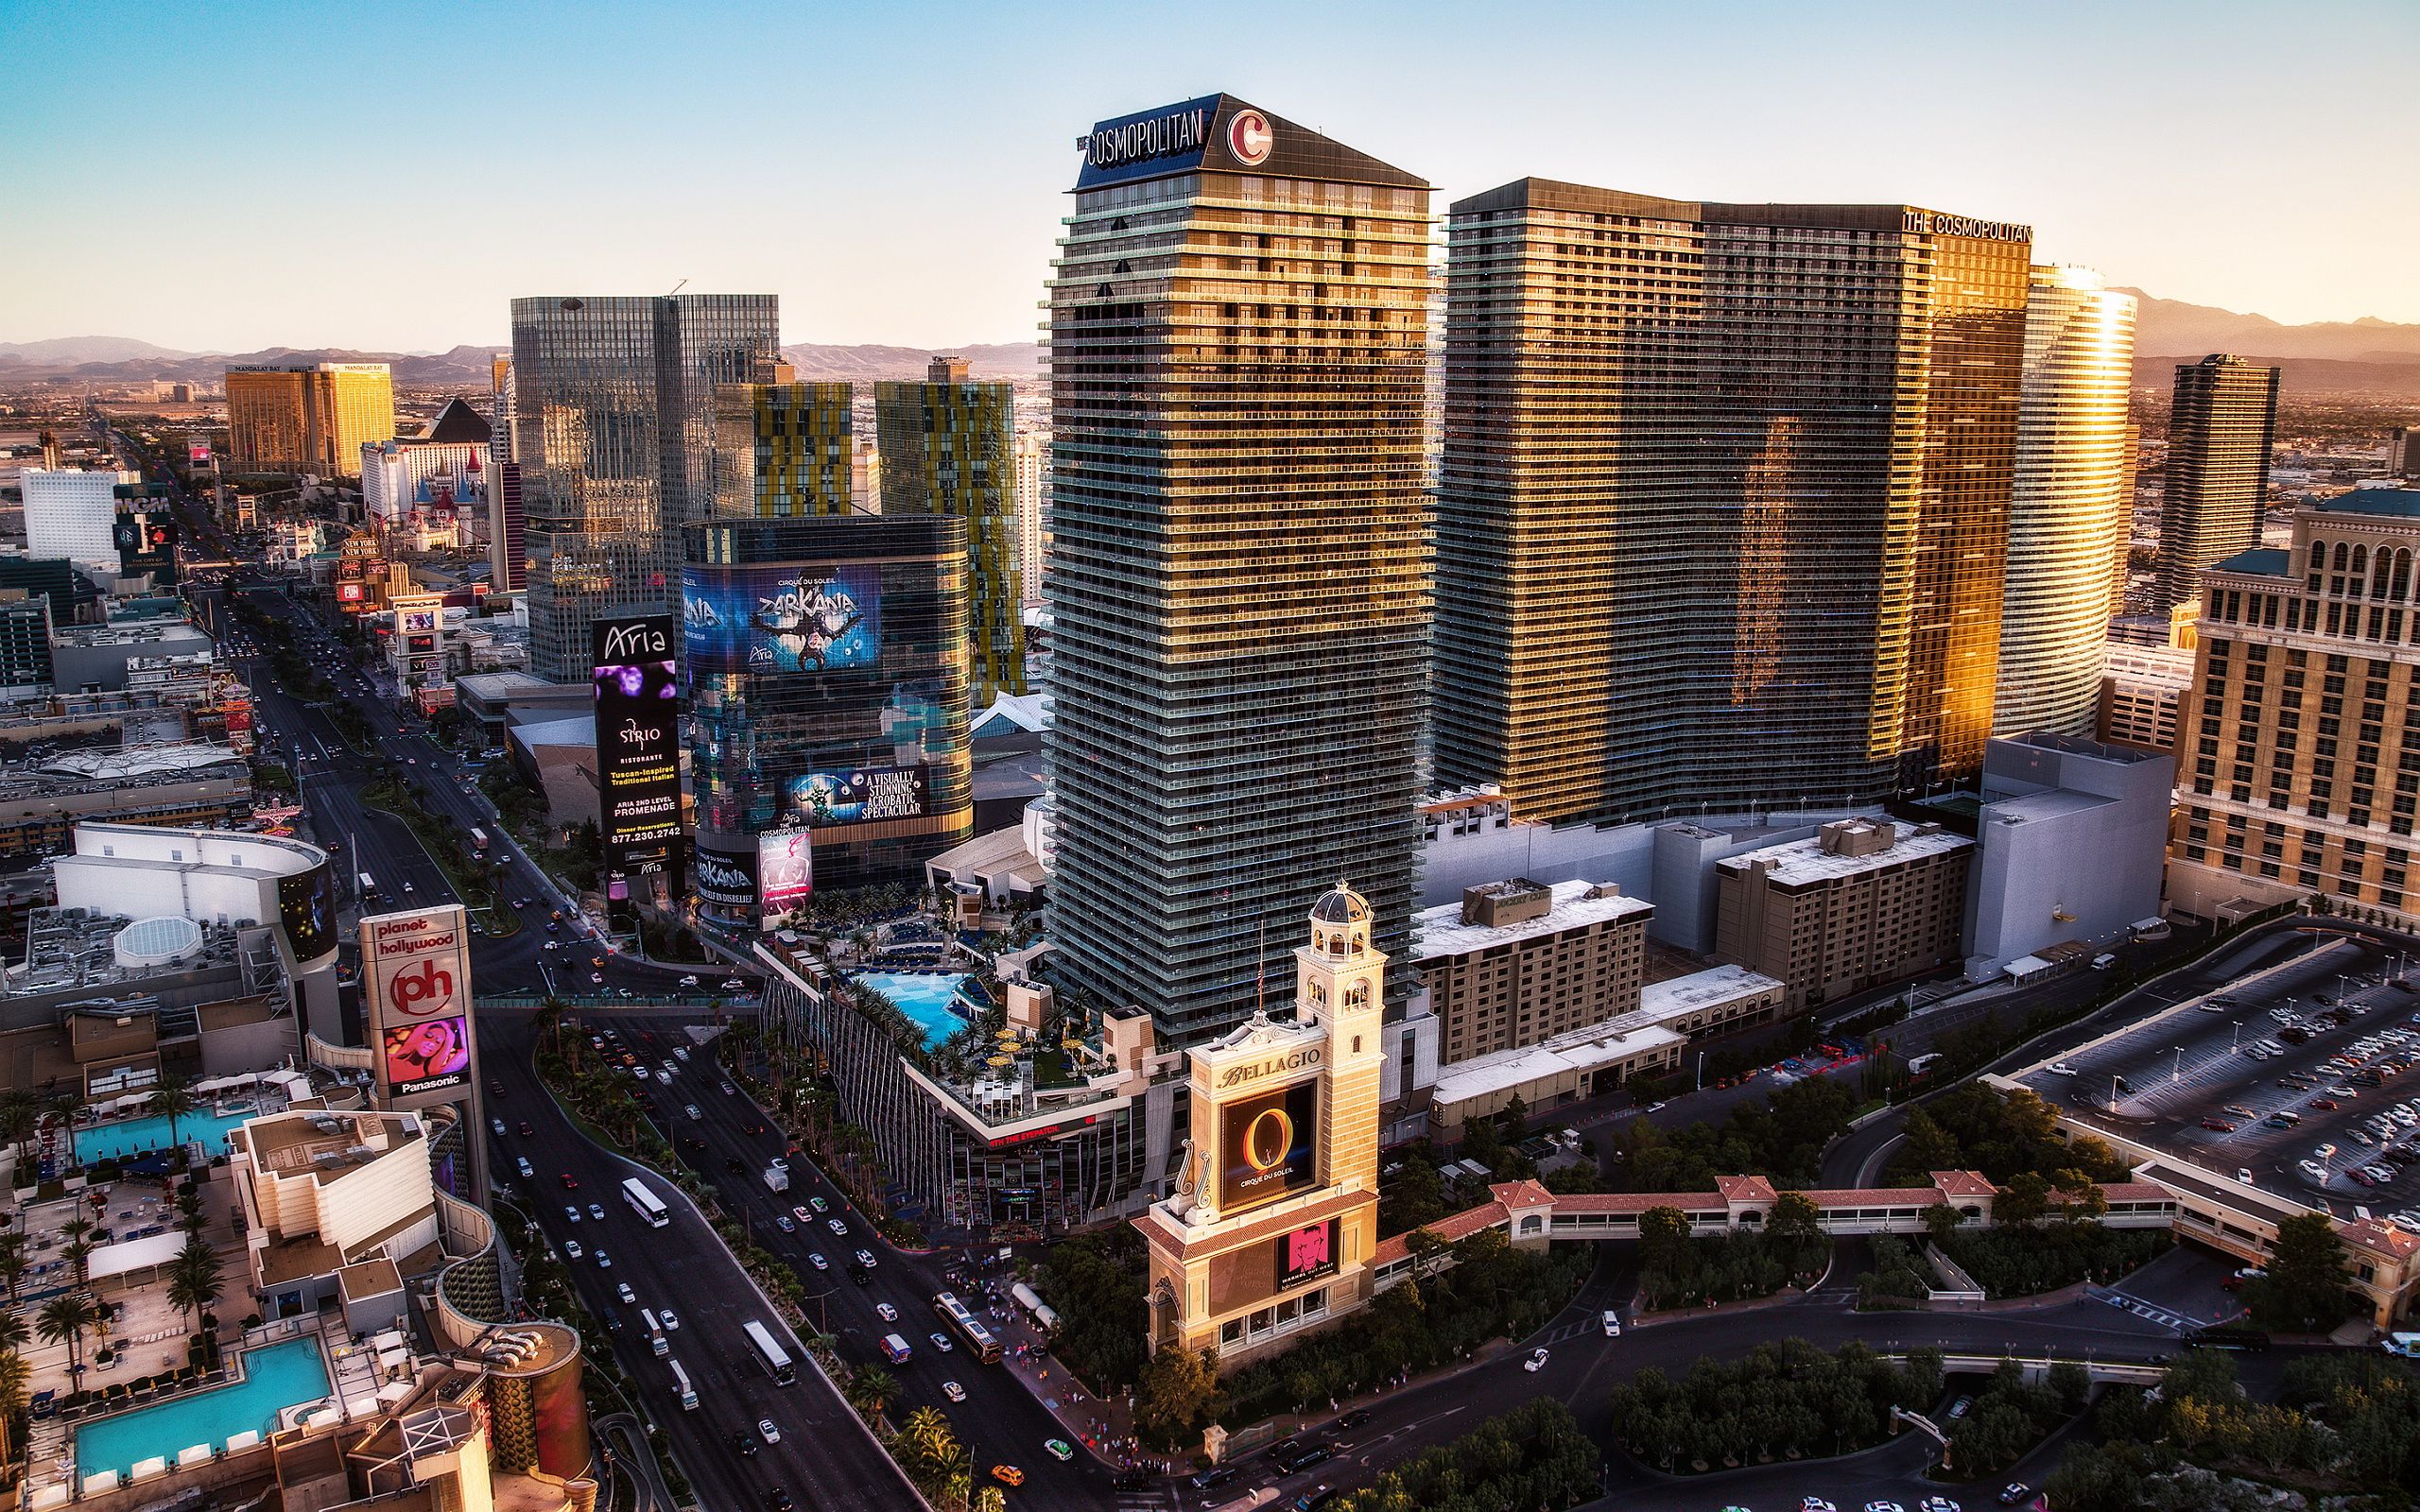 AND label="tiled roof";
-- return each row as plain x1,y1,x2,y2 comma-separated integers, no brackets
2094,1182,2176,1203
2341,1217,2420,1259
1717,1175,1778,1203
